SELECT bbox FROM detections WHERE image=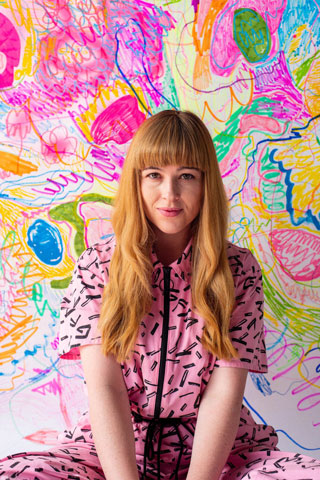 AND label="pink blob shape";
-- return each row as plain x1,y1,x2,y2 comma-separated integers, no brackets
270,229,320,281
239,114,282,134
91,95,146,145
0,13,20,88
